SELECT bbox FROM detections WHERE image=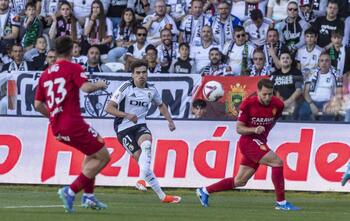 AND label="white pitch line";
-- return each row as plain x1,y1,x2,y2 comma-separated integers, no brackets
3,205,64,209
